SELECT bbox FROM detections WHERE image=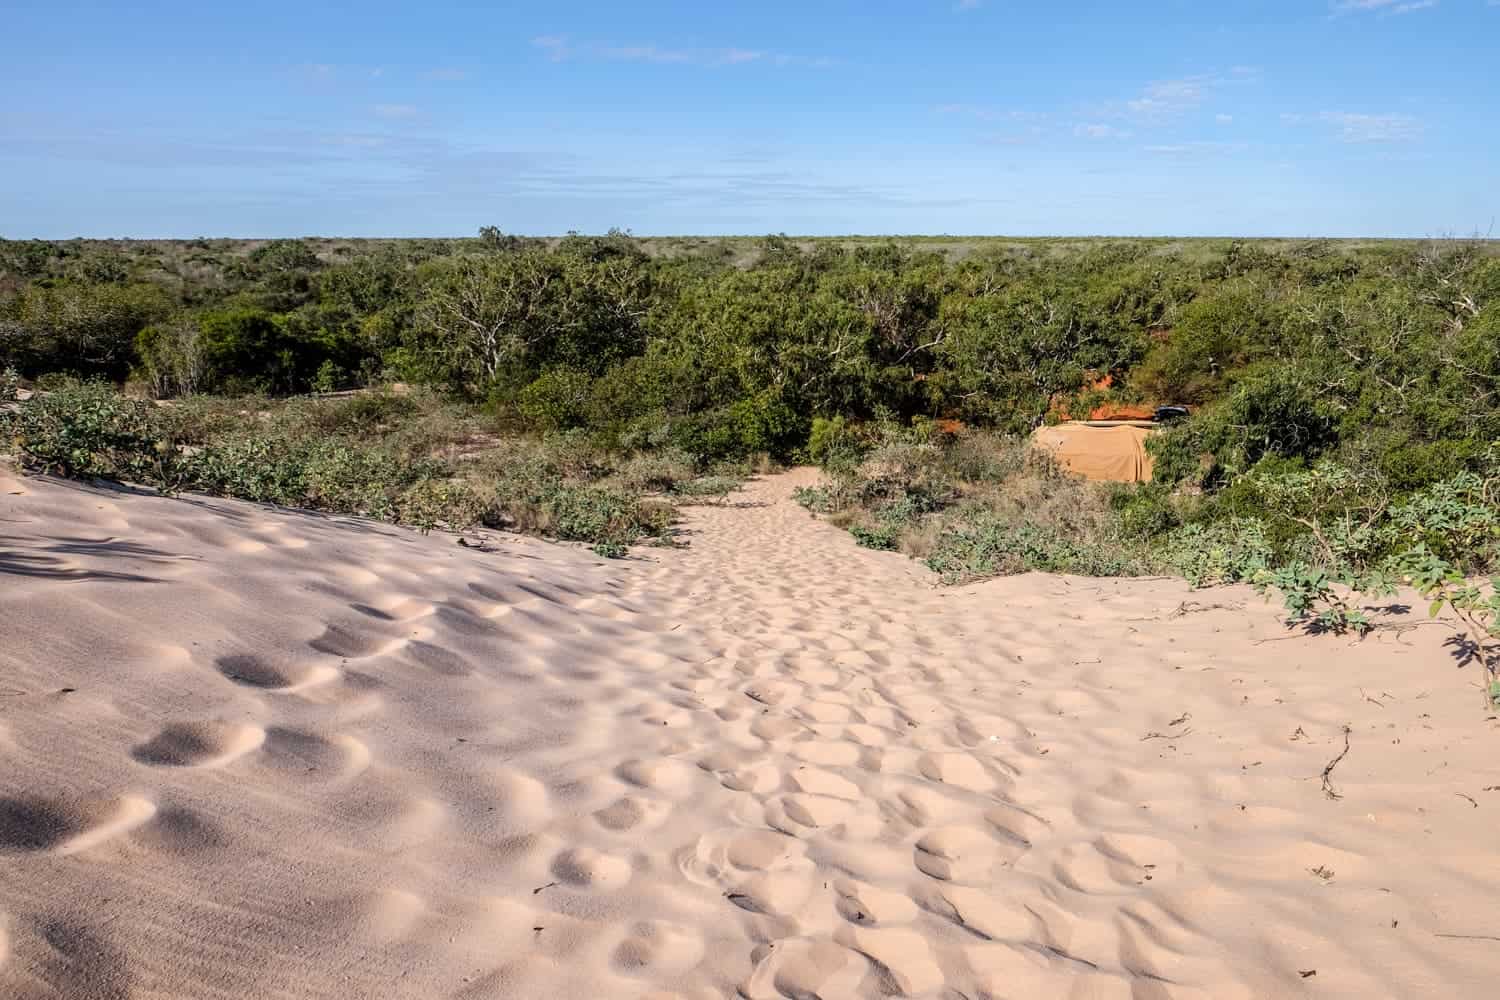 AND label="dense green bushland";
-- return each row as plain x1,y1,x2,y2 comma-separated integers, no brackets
5,235,1495,470
3,233,1497,684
